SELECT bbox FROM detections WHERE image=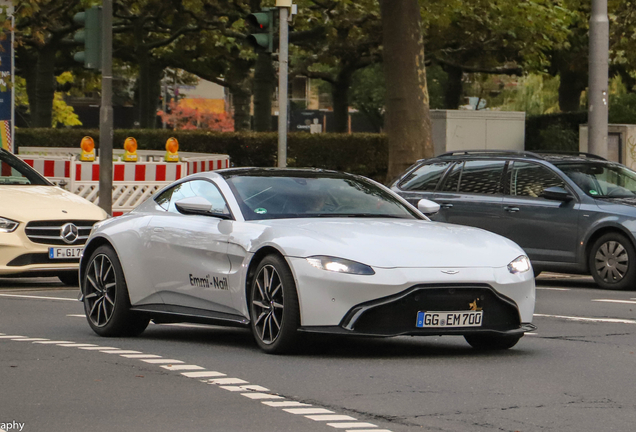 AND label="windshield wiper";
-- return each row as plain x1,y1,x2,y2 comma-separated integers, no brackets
311,213,410,219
